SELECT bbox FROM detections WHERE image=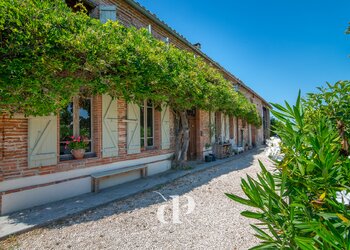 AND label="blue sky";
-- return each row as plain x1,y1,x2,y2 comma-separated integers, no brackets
136,0,350,105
